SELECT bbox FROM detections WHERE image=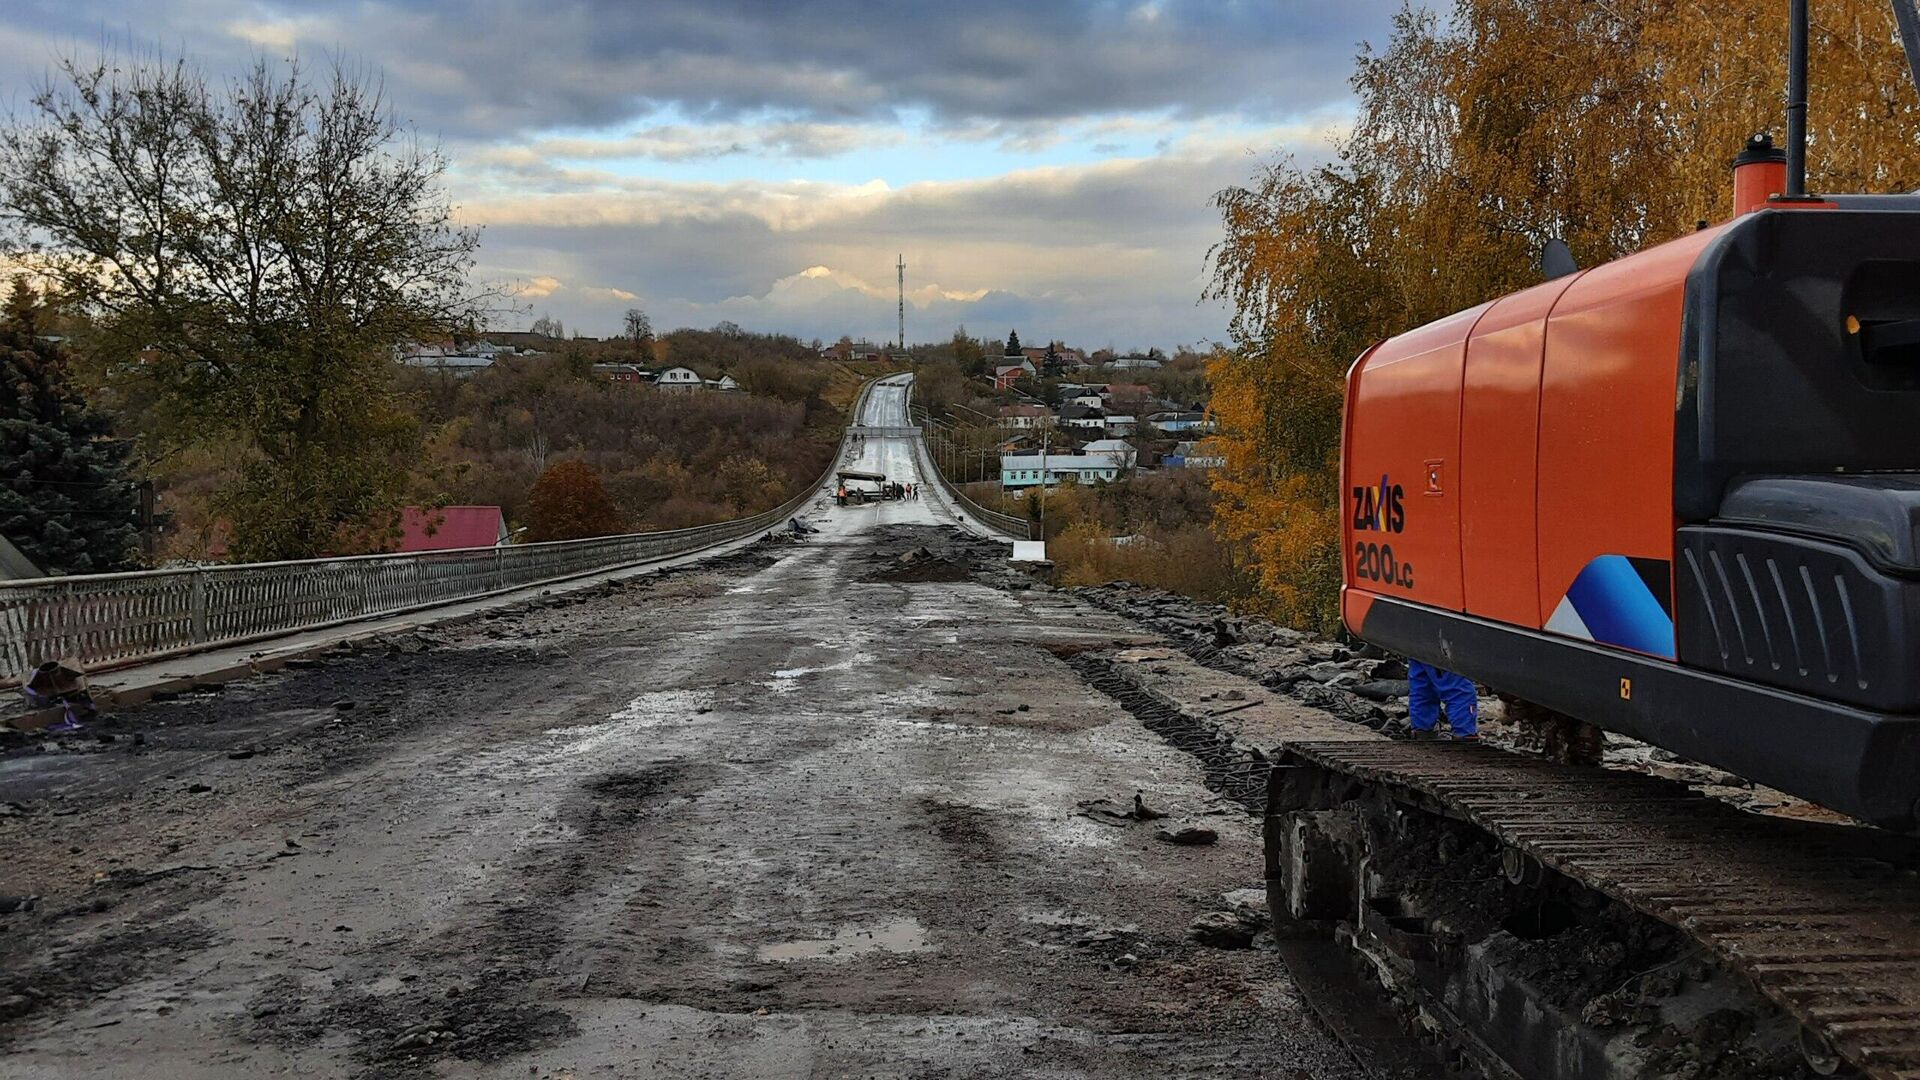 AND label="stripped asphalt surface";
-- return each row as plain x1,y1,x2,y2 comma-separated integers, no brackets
0,380,1364,1079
